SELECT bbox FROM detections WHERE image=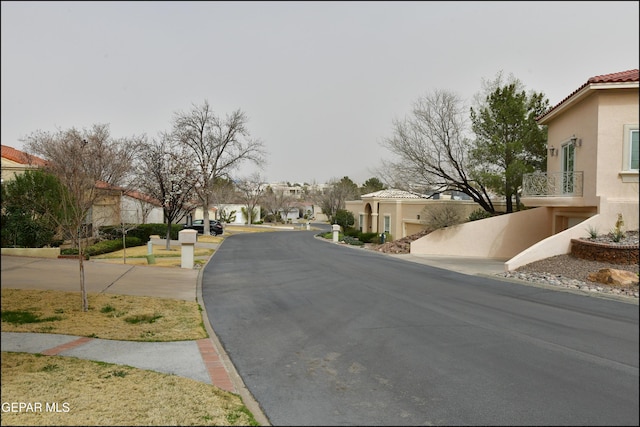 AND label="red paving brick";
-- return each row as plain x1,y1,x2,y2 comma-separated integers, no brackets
197,338,236,393
41,337,94,356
